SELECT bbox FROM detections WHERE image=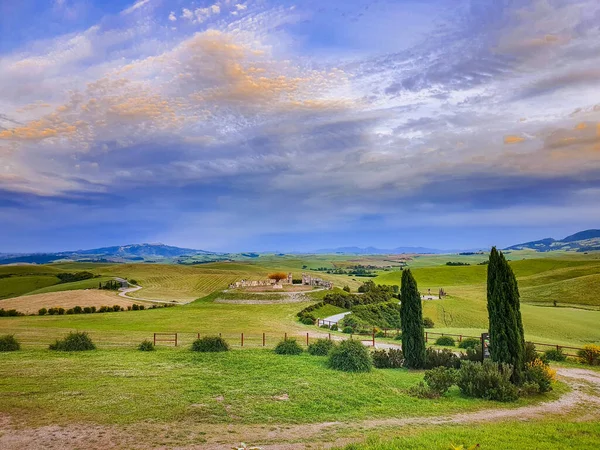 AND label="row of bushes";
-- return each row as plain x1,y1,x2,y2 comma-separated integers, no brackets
0,309,25,317
38,303,175,315
410,357,557,402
